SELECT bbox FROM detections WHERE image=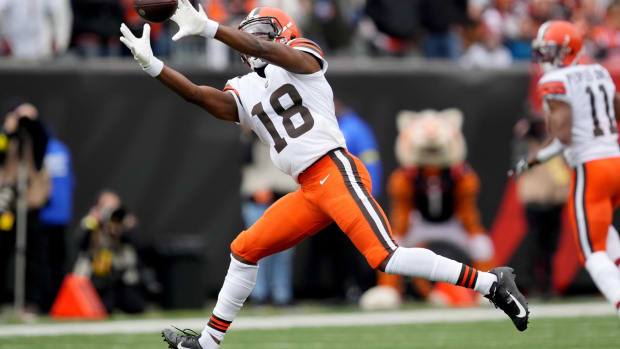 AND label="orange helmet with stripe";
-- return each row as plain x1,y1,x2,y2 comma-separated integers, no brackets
532,20,583,71
238,7,301,69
